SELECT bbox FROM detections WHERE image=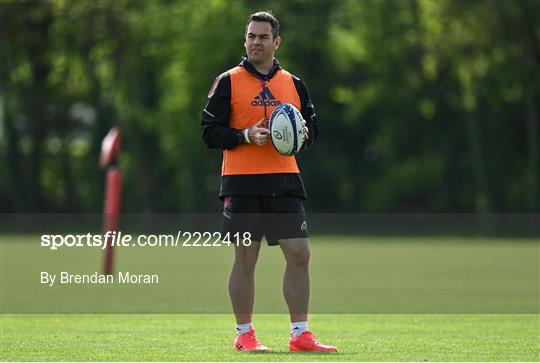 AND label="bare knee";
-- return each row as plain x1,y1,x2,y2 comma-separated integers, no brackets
289,249,310,269
233,245,260,273
281,240,310,269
